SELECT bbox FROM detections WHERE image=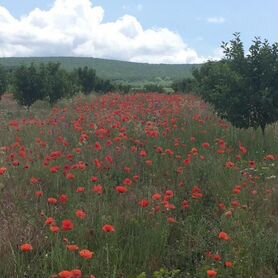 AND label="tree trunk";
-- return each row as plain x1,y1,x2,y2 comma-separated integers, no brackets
260,124,266,136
